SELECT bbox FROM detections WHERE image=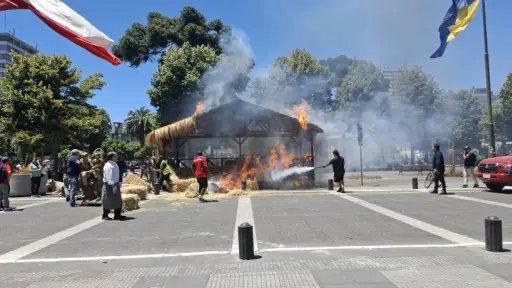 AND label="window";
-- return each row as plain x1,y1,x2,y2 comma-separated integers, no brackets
0,54,10,60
